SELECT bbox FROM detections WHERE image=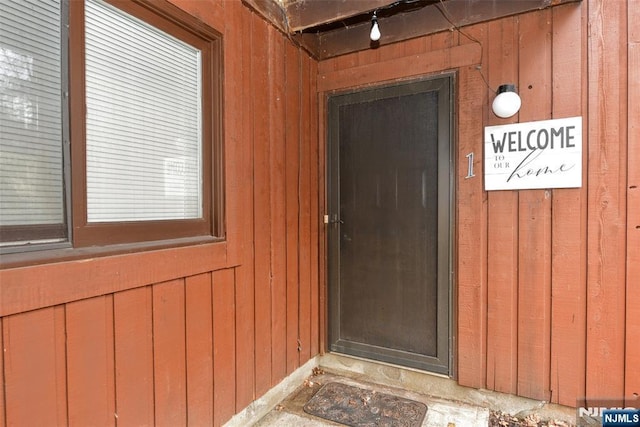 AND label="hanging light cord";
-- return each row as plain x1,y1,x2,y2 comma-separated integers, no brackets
370,0,495,93
435,0,495,94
